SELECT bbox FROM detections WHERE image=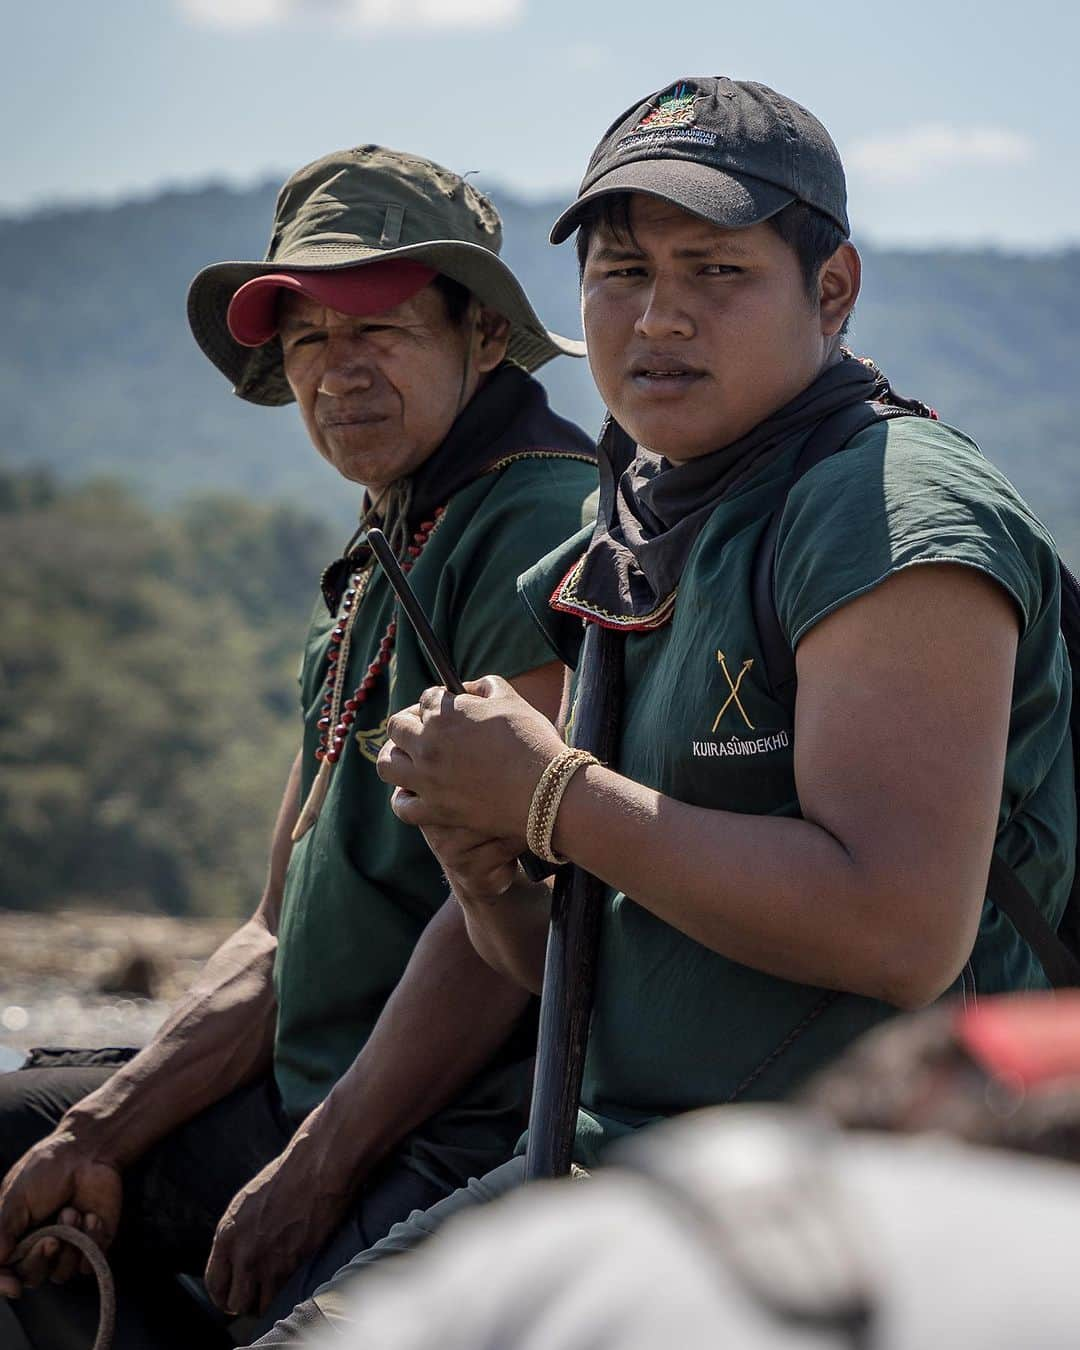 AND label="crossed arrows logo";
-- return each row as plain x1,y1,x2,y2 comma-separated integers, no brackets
711,650,755,733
